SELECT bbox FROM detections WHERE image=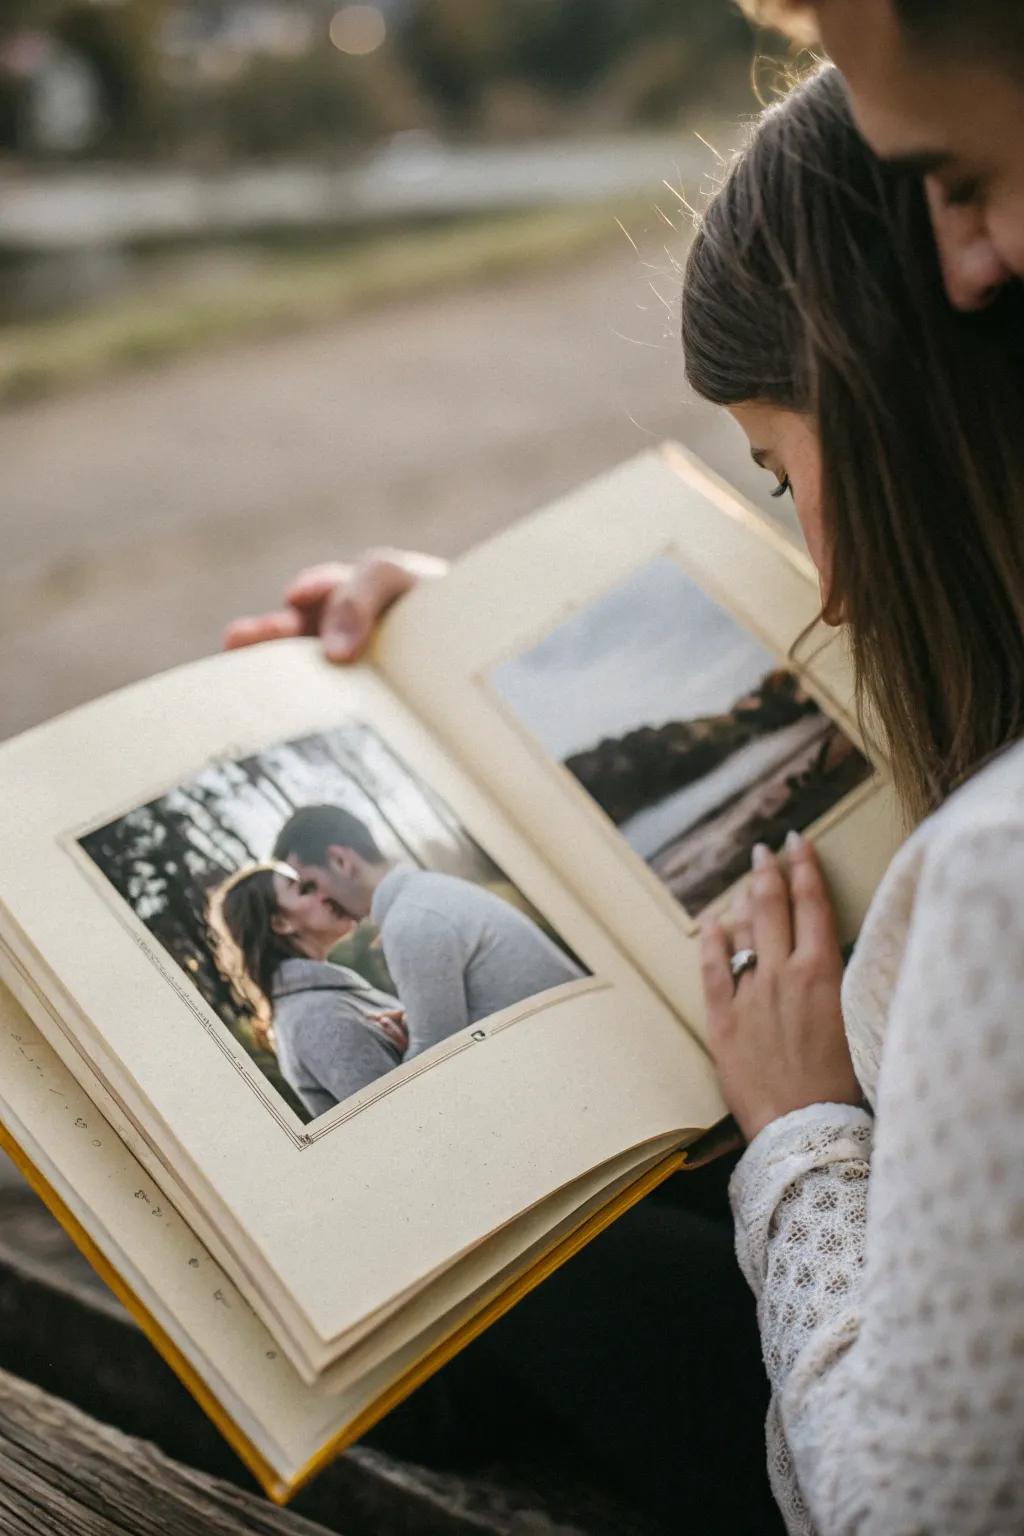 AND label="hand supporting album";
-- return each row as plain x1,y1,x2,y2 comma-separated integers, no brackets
700,833,861,1143
223,549,447,663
